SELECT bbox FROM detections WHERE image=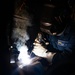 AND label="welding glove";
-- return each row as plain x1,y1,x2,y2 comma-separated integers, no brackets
32,43,56,63
32,43,48,58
